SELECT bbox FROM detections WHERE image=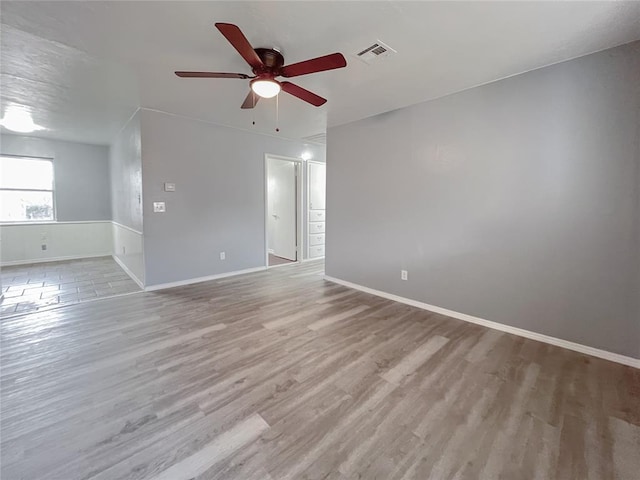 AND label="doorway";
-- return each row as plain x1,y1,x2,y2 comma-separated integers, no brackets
265,155,303,267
